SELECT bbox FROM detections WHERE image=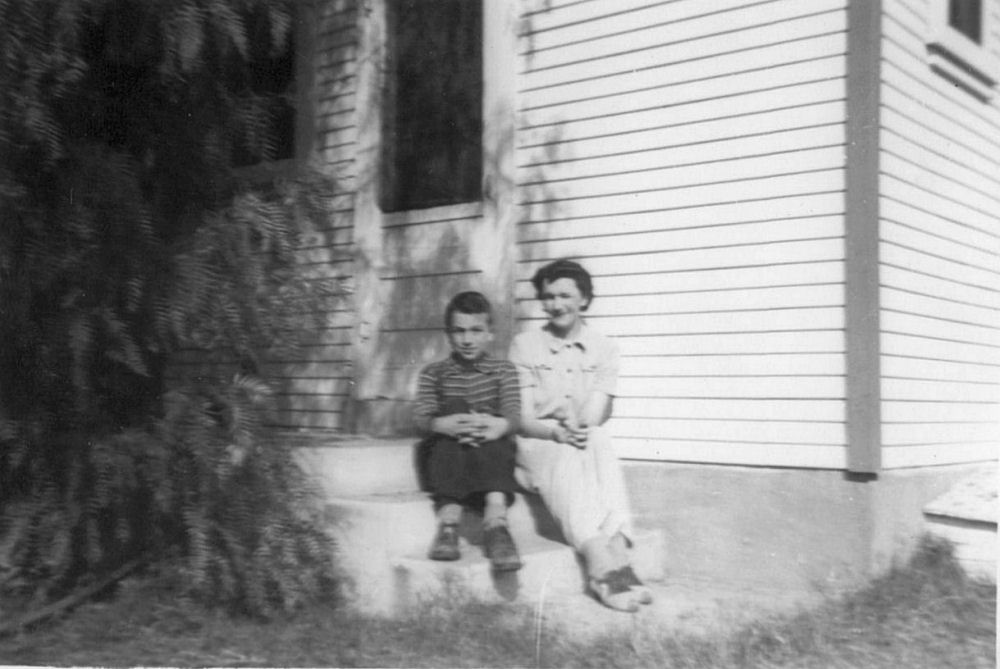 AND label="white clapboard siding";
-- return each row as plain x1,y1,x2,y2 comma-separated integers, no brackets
617,331,844,356
880,107,1000,183
880,241,1000,292
519,123,845,184
613,438,845,468
521,0,844,76
882,311,1000,349
881,267,1000,313
517,285,843,320
519,217,843,261
516,261,845,299
883,422,1000,446
519,239,844,279
882,288,1000,332
880,199,1000,259
519,80,846,152
882,378,1000,403
520,57,847,134
517,192,845,240
881,219,1000,273
882,332,1000,366
616,418,846,445
880,154,1000,224
882,355,1000,385
881,133,1000,210
554,307,844,337
513,0,850,466
520,147,845,204
882,400,1000,423
520,171,844,222
618,353,844,378
522,17,846,105
880,85,1000,173
616,376,845,400
614,397,845,421
882,443,1000,469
